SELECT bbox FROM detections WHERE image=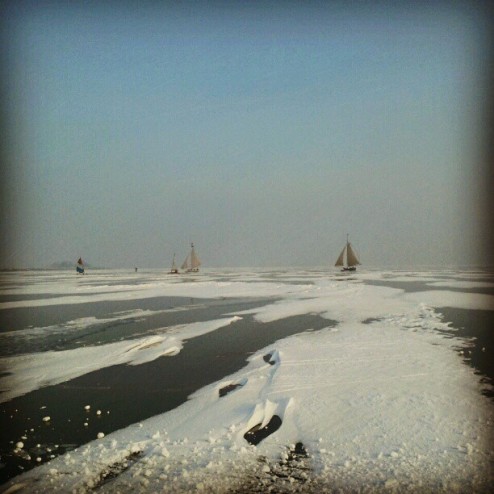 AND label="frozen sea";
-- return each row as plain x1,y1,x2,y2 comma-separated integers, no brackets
0,267,493,493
